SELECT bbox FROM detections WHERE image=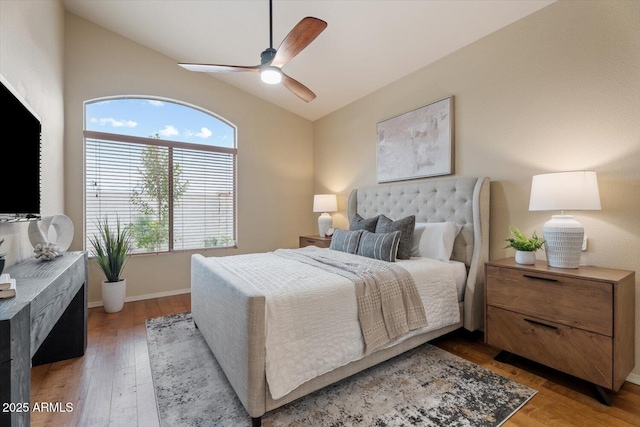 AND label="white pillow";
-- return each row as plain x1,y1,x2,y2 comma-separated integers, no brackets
411,222,462,261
